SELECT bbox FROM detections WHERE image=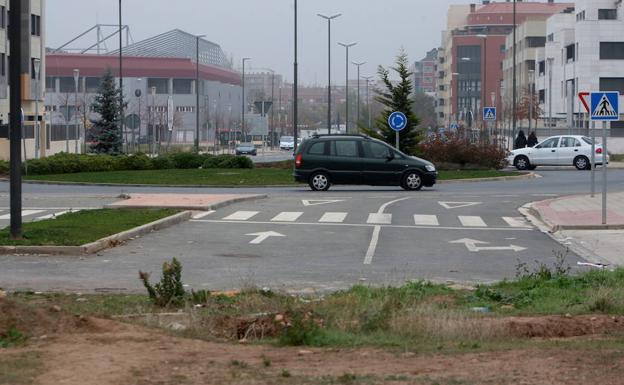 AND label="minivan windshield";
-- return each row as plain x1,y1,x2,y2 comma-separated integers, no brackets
281,136,294,142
